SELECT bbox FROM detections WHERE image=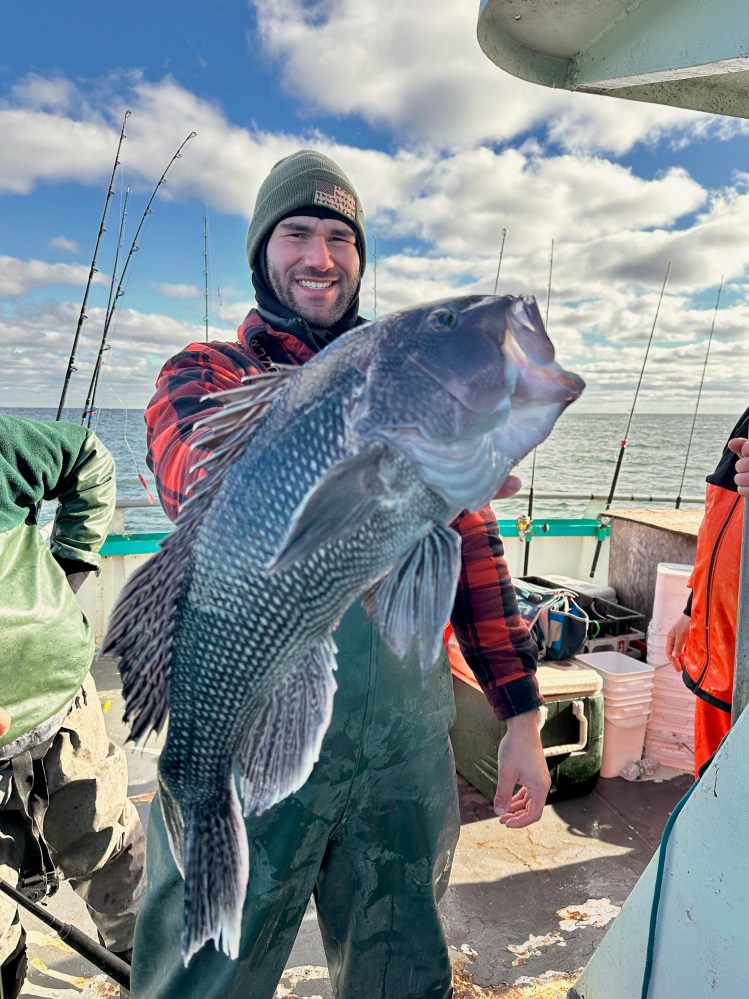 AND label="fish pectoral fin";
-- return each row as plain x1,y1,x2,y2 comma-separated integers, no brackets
268,443,392,573
375,523,462,677
238,636,338,815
